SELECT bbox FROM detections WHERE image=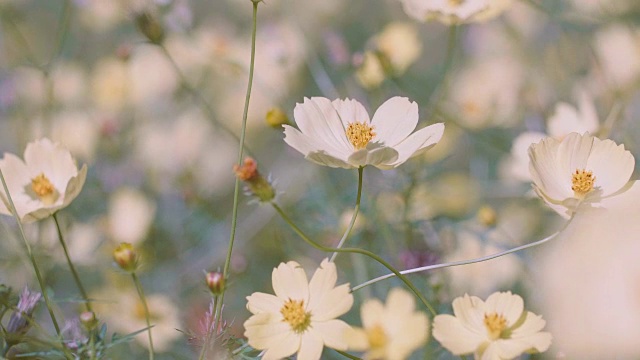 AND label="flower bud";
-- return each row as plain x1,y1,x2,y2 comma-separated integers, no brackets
79,311,98,330
266,107,290,128
233,158,275,202
205,271,225,296
6,287,41,337
113,242,139,272
476,205,497,227
135,12,165,44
